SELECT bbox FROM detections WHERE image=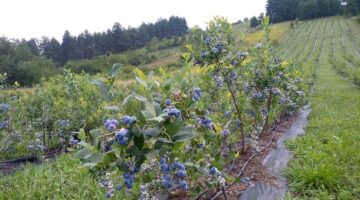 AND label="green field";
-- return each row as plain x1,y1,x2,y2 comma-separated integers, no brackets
277,17,360,199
